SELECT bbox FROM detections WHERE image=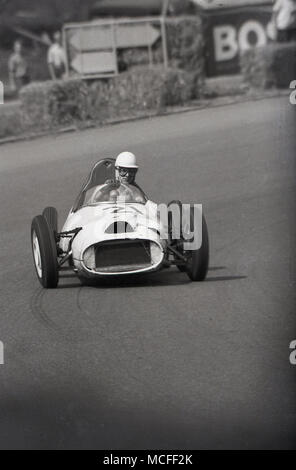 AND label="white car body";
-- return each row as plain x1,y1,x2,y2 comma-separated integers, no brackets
60,199,167,278
55,158,170,279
